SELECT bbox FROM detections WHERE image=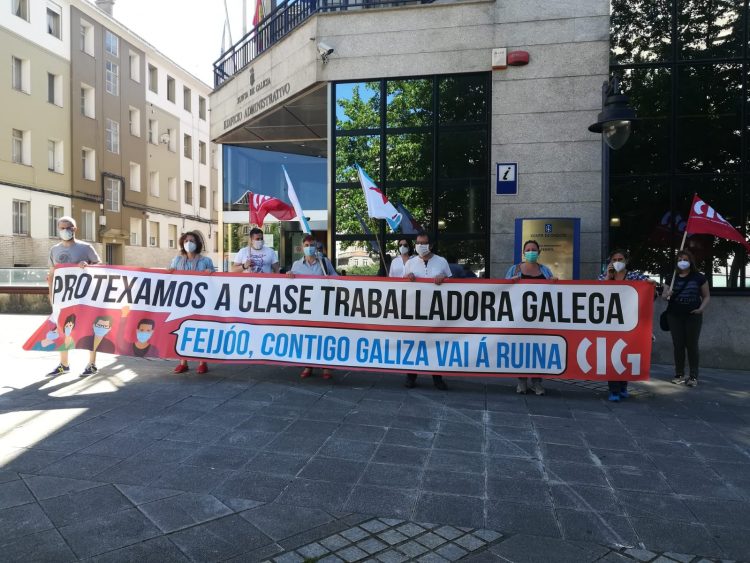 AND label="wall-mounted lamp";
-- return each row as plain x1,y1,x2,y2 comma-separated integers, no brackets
317,41,334,64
